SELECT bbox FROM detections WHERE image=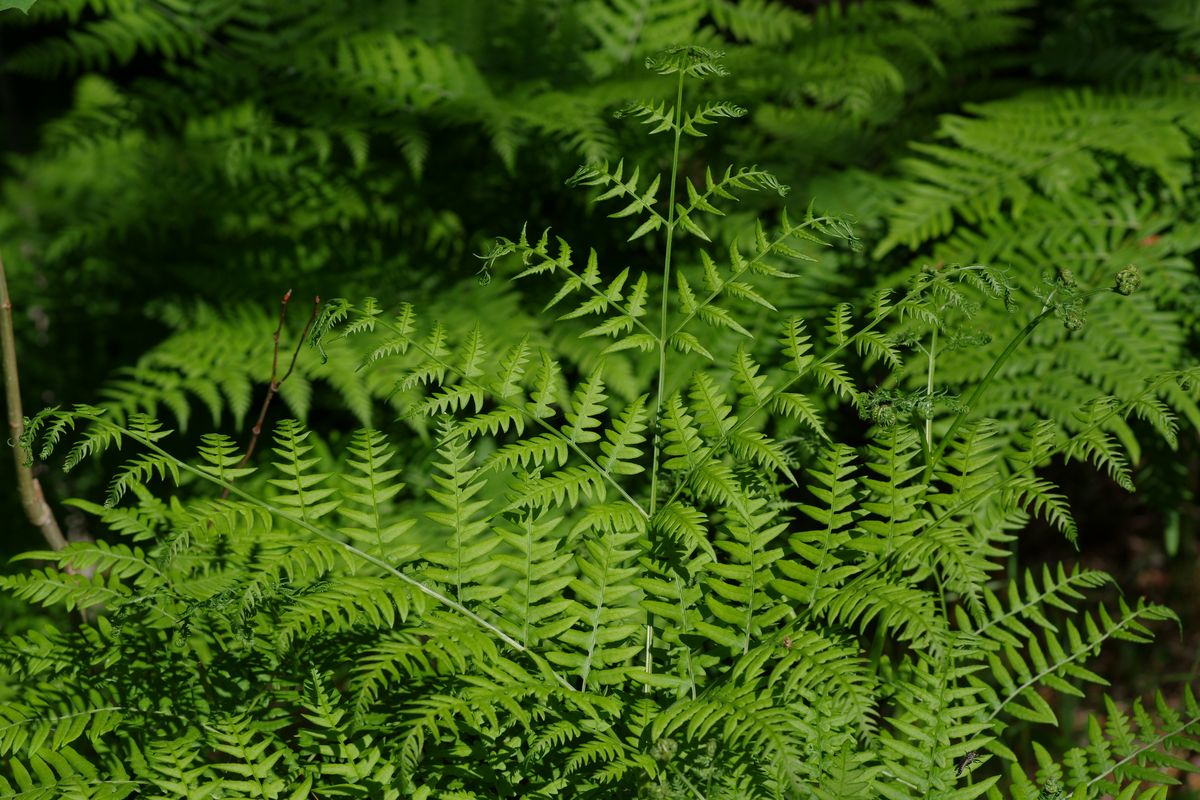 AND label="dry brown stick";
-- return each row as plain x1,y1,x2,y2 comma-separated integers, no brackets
0,250,67,550
220,290,321,498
